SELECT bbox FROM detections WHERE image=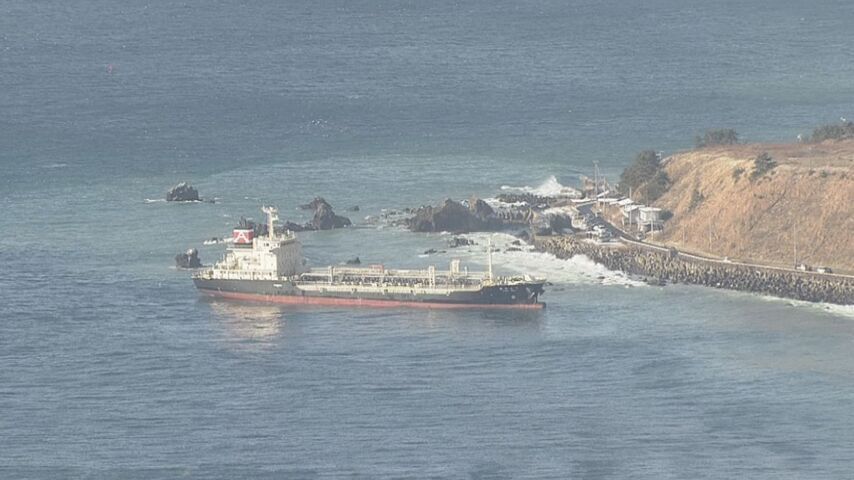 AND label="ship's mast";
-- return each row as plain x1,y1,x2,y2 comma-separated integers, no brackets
487,236,494,281
262,206,279,240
